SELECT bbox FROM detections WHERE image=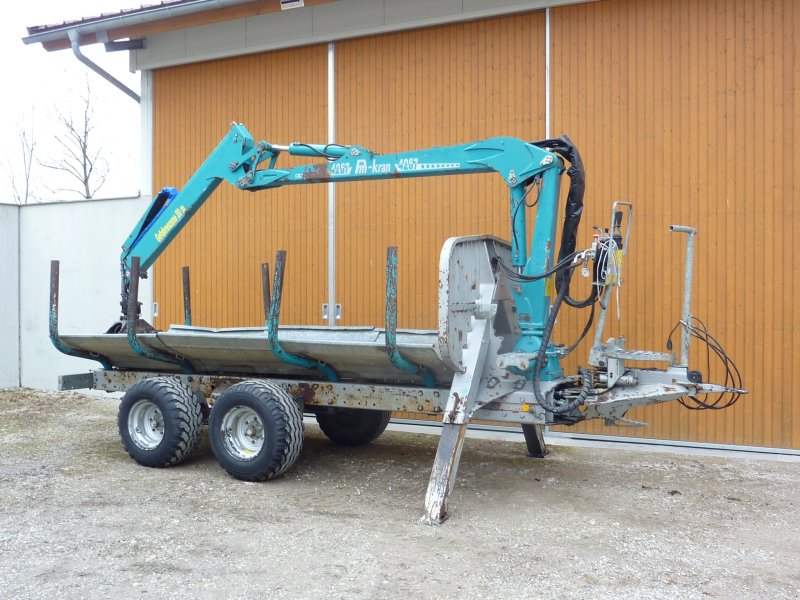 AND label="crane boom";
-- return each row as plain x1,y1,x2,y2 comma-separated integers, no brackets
119,122,584,365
